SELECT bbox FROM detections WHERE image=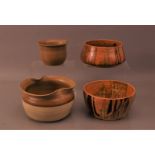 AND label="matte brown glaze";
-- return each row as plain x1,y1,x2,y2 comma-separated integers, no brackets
83,80,136,120
20,76,76,107
81,40,126,67
38,39,67,66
